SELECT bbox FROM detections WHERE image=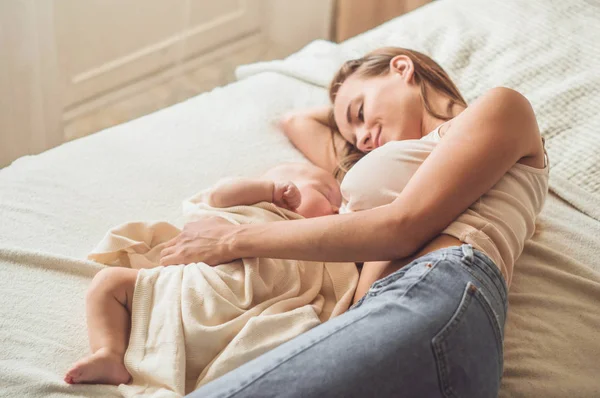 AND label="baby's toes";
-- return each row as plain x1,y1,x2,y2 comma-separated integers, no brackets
64,366,82,384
